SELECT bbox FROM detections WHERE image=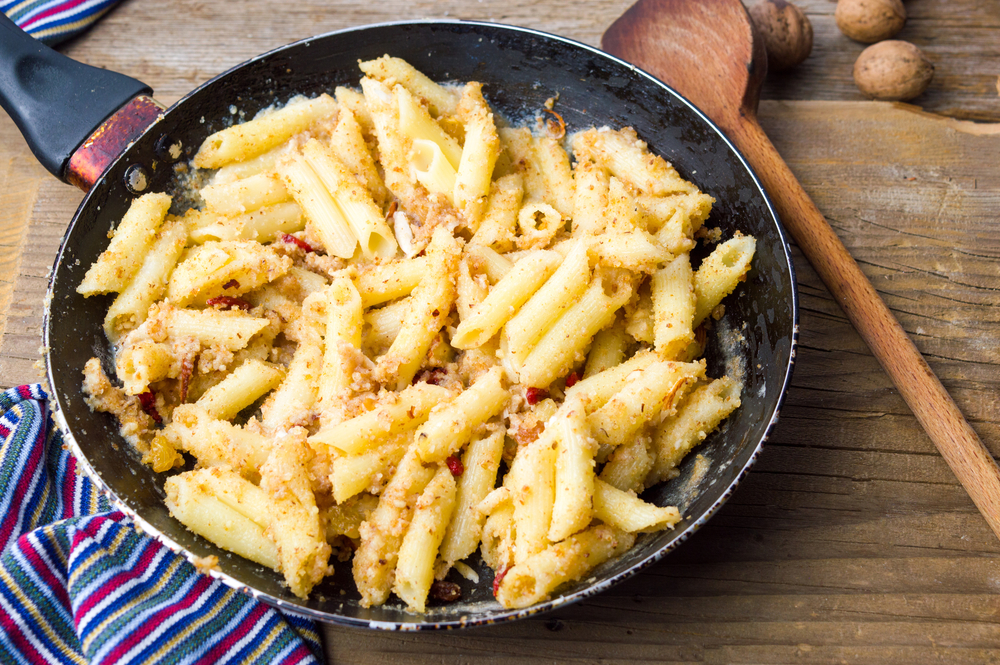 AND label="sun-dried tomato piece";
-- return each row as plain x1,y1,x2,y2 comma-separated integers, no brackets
492,566,510,597
179,355,195,403
280,233,315,253
525,387,549,405
138,391,162,424
446,455,464,477
565,372,580,388
429,580,462,603
205,296,252,311
222,279,240,290
414,367,446,386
